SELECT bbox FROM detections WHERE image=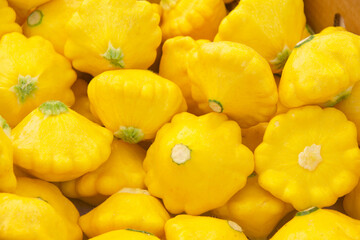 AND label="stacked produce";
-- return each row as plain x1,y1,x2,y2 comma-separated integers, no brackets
1,0,360,239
